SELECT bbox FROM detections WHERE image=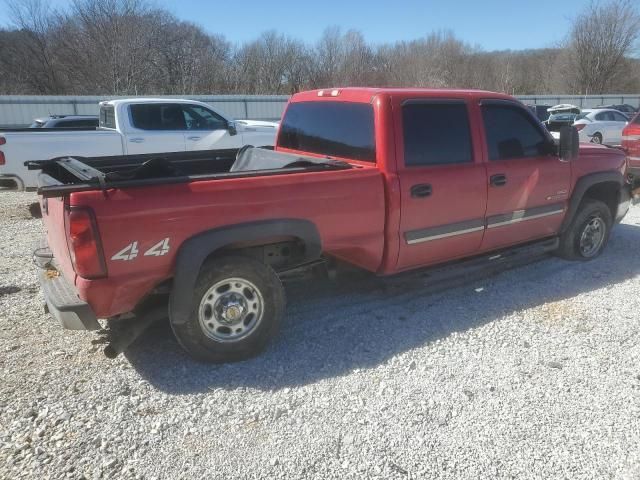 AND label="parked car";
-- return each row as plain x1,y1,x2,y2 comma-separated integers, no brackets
622,111,640,177
30,115,99,129
544,113,579,135
0,98,278,190
547,104,581,115
594,104,637,118
31,87,631,362
526,104,552,122
573,108,629,145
